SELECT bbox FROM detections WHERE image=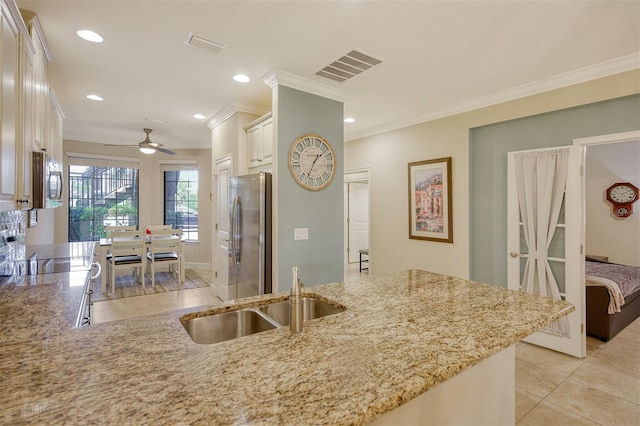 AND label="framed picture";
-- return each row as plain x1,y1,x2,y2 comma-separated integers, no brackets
408,156,453,243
